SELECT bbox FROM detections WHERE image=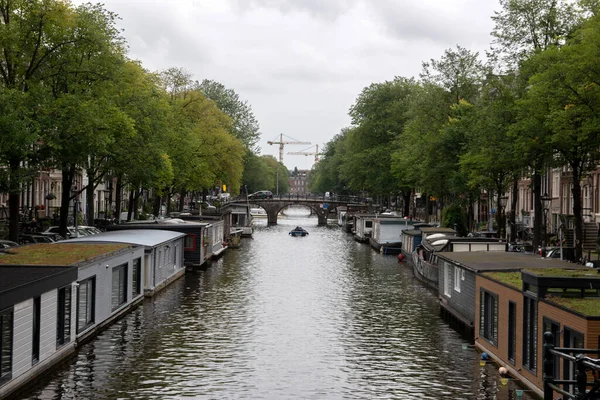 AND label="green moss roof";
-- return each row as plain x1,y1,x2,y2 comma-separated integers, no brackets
523,268,600,279
545,296,600,316
0,243,130,266
482,272,522,289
